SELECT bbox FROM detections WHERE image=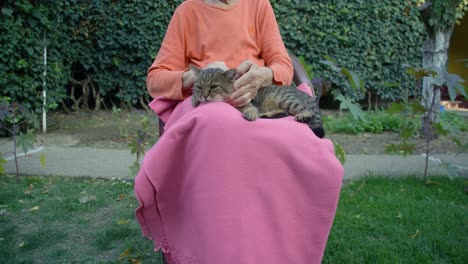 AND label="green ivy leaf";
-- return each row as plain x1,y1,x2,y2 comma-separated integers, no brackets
342,68,364,92
387,102,405,114
1,8,13,16
40,153,46,169
17,130,36,154
298,56,314,80
128,161,140,175
319,60,341,72
0,154,6,174
335,93,365,120
440,160,459,180
408,101,426,114
333,141,346,165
